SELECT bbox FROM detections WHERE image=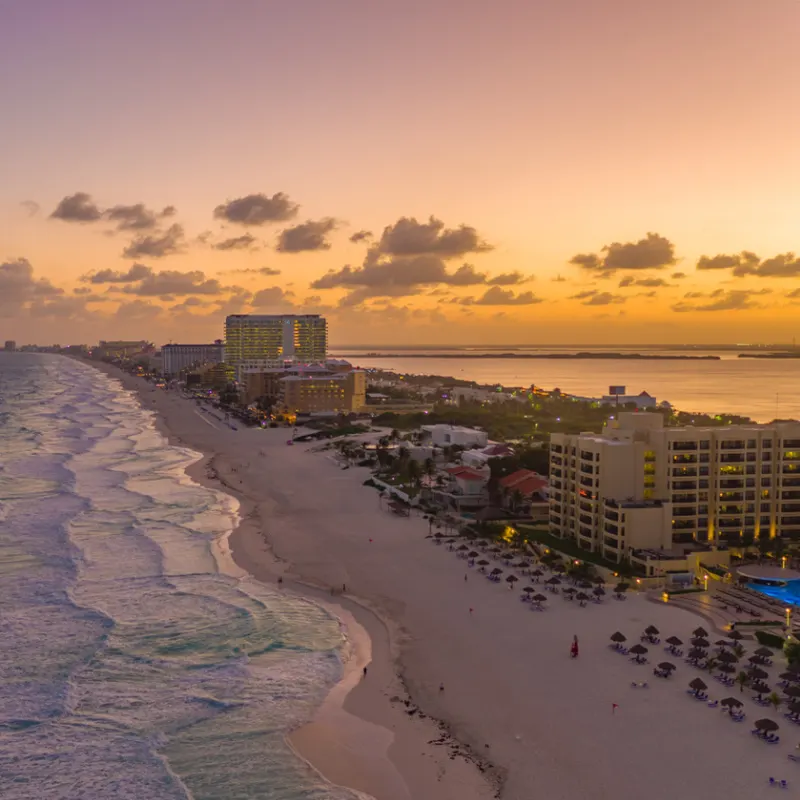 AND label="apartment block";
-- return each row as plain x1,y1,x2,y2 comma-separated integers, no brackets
280,370,366,414
550,412,800,564
224,315,327,377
